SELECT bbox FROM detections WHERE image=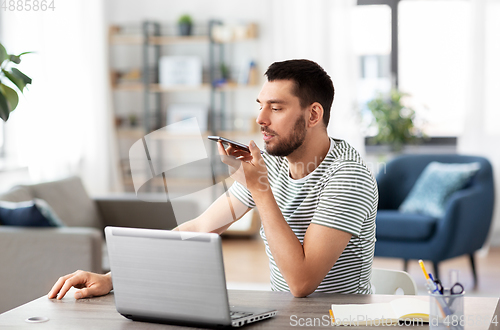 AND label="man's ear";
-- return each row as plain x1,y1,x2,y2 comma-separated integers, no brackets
307,102,324,128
